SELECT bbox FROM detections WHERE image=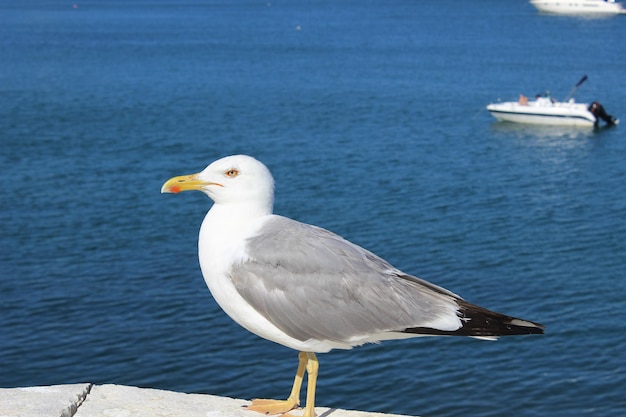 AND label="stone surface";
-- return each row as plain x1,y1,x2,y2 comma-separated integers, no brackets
0,383,92,417
74,384,249,417
1,384,416,417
